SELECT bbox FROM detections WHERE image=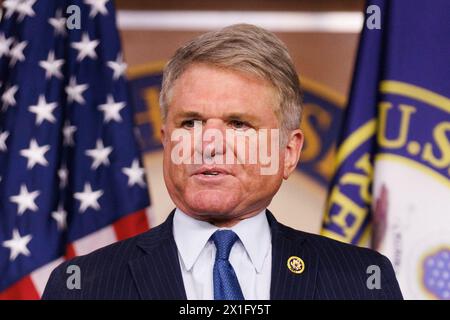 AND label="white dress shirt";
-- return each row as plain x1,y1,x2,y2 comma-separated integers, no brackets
173,208,272,300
